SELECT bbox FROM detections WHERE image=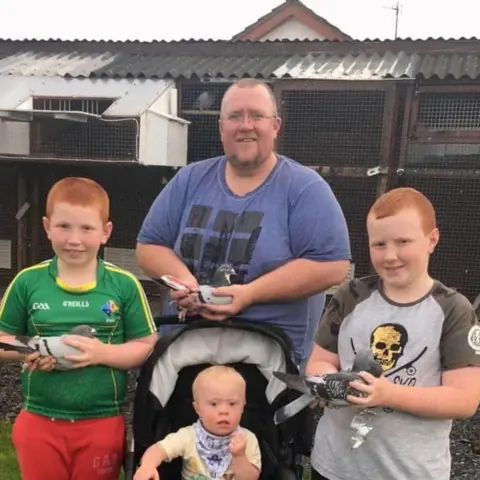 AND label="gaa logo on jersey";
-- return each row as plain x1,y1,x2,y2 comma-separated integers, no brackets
101,300,119,322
